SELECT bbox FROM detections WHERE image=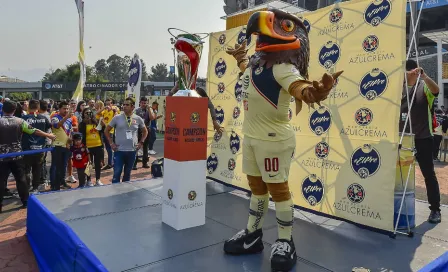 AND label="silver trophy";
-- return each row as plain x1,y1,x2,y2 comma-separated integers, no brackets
168,28,209,97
